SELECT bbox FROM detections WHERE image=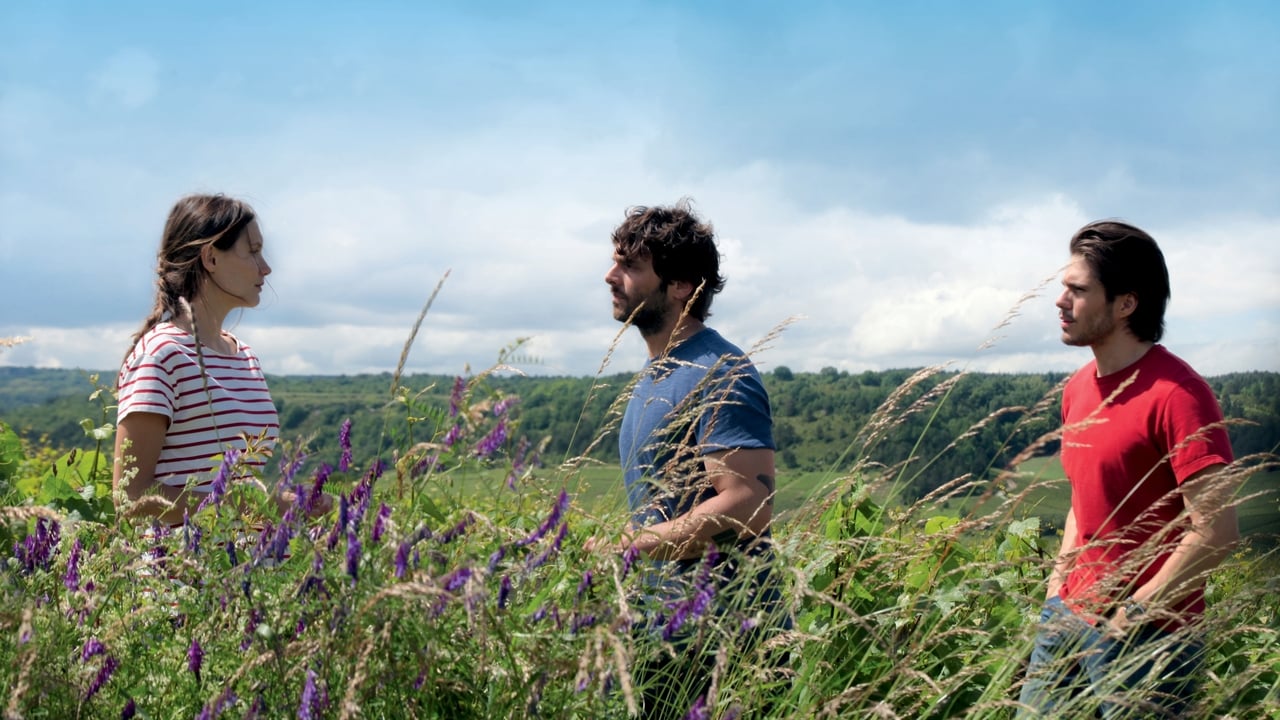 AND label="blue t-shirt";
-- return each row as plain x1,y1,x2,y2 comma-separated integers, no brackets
619,327,775,530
